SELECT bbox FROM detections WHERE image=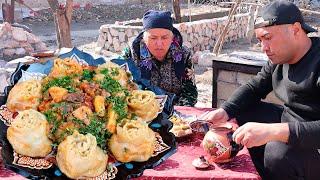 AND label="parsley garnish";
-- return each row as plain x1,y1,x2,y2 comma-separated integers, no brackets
81,69,95,82
107,96,128,123
79,116,111,150
42,76,76,93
